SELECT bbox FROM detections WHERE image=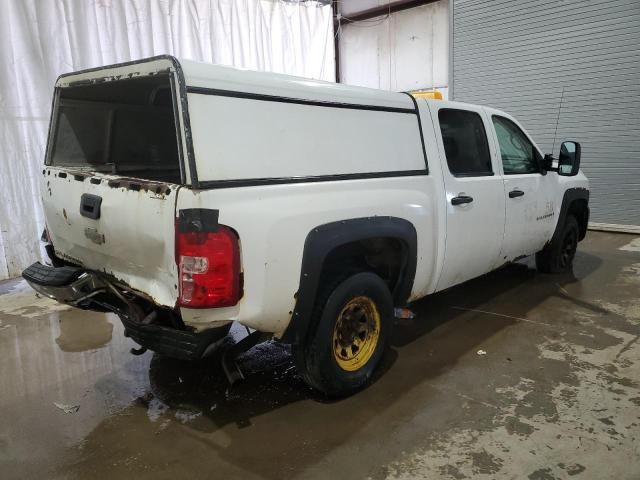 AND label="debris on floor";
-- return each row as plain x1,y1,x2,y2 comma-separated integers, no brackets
394,307,416,320
53,402,80,414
